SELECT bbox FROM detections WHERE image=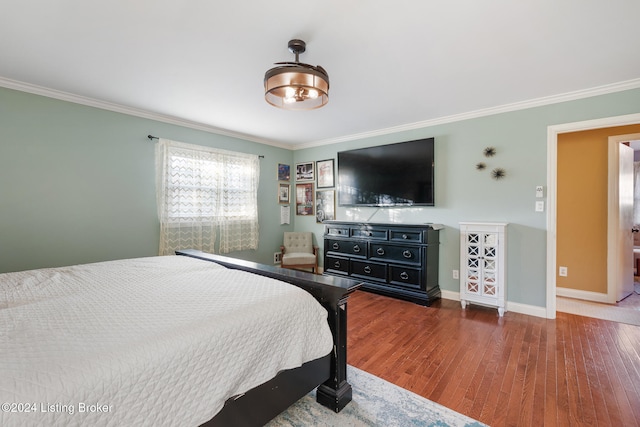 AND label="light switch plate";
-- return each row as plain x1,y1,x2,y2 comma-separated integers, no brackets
535,201,544,212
